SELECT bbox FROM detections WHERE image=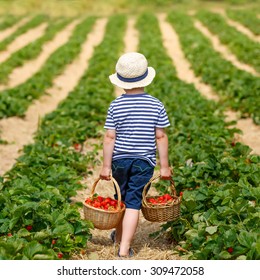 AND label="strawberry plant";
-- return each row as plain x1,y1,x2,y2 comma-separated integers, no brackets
0,16,96,119
0,14,126,260
0,17,73,84
0,14,24,30
227,9,260,36
136,12,260,260
0,14,49,51
196,10,260,73
167,11,260,125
